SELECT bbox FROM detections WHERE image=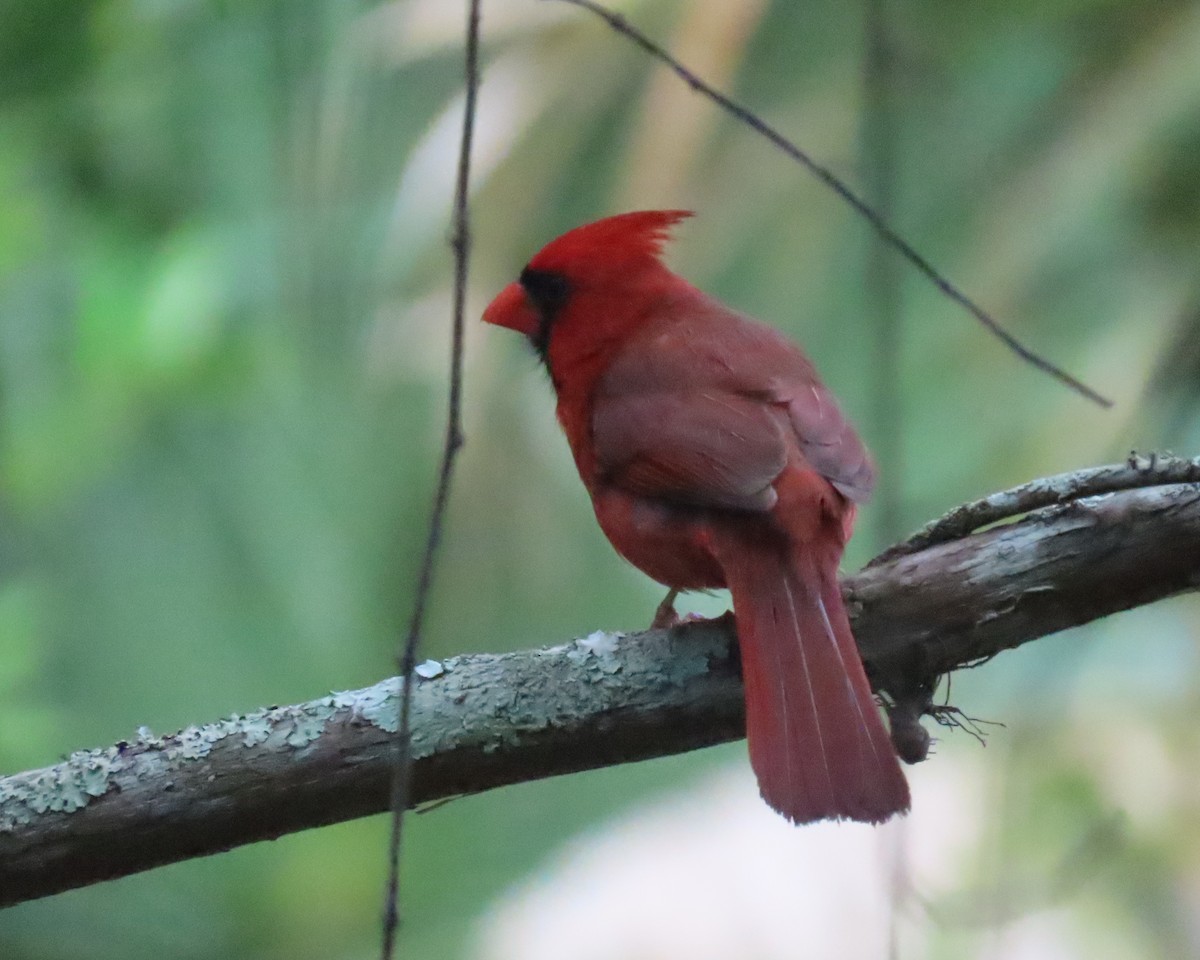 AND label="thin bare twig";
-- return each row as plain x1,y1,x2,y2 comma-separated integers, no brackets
869,452,1200,565
380,1,481,955
552,0,1111,409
